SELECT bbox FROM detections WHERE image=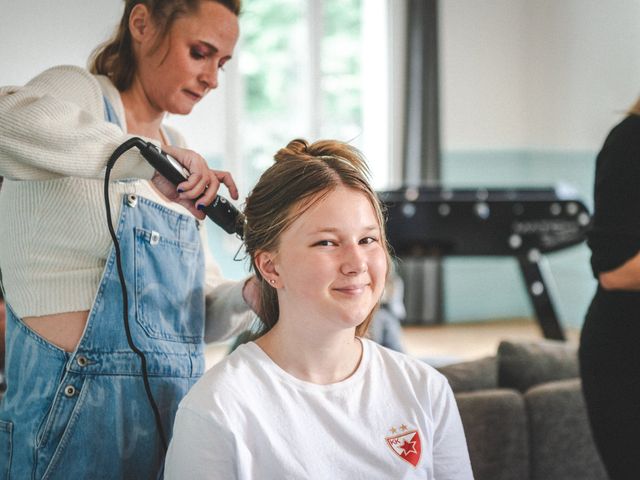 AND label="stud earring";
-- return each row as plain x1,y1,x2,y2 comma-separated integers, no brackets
269,279,276,285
